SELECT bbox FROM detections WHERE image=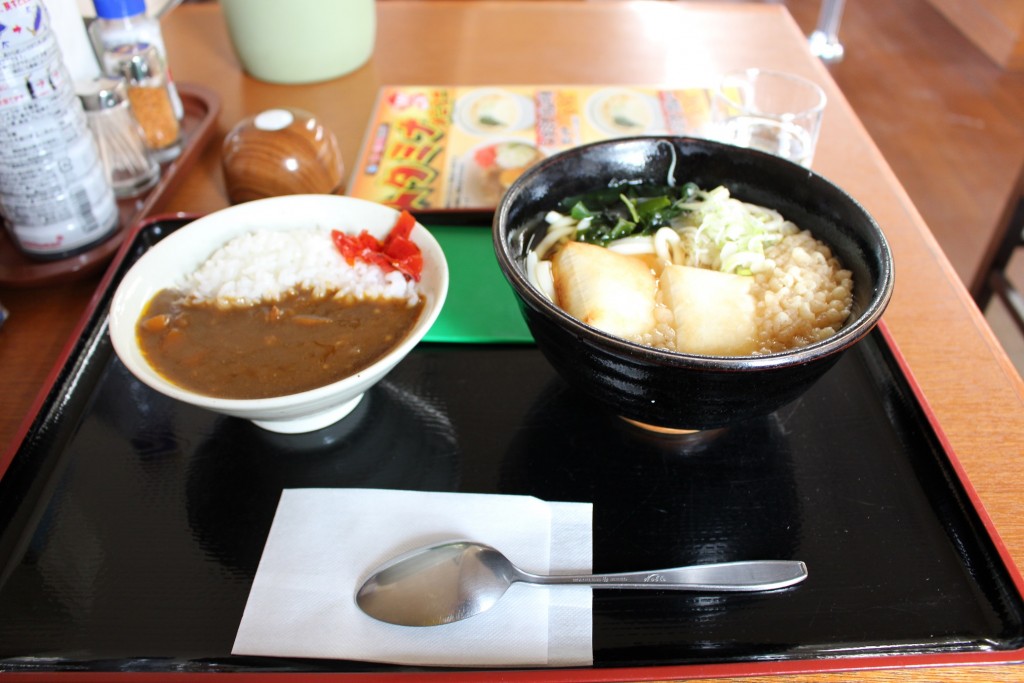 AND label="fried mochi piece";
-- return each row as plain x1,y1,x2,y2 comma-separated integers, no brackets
552,241,656,341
